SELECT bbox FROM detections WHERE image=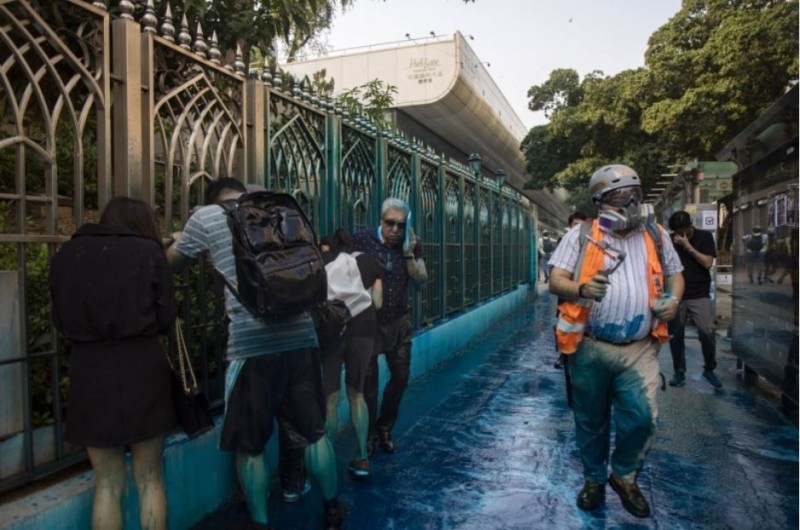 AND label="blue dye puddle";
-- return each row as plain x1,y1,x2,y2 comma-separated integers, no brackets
192,288,798,529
